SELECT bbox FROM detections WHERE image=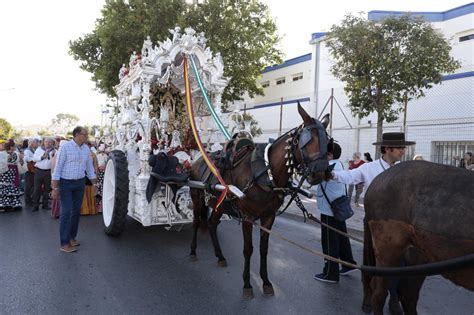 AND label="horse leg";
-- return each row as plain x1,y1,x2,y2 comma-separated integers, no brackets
362,218,375,313
189,191,205,261
260,215,275,296
369,221,411,315
242,219,254,299
208,210,227,267
398,246,427,315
